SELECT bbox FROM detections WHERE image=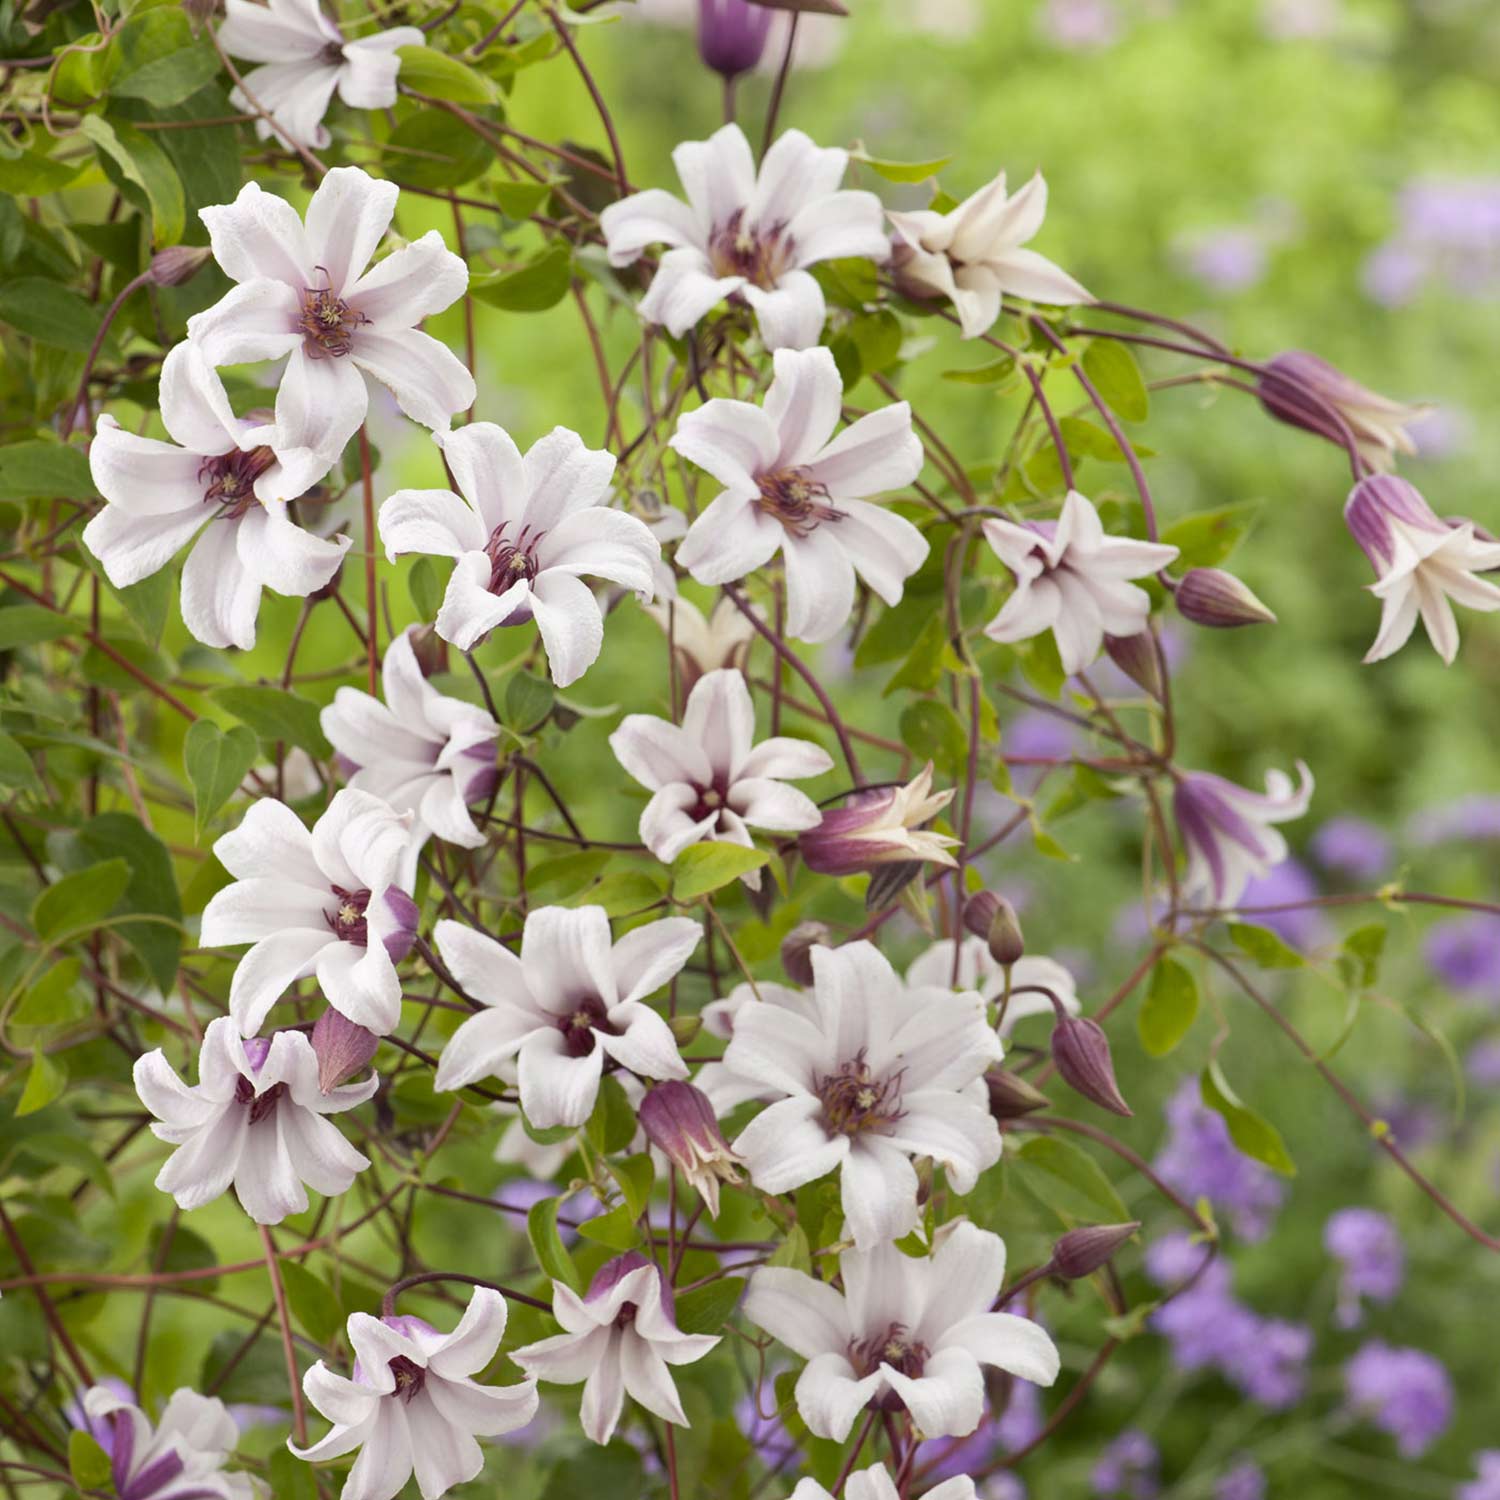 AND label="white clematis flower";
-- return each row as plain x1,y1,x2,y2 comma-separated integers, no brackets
512,1252,720,1445
200,789,419,1038
609,667,831,878
430,905,697,1128
745,1221,1060,1441
600,123,888,351
82,1384,256,1500
672,346,927,641
982,490,1178,675
292,1288,538,1500
135,1016,375,1225
84,342,347,651
719,941,1002,1249
643,592,760,694
189,167,473,479
321,627,500,855
218,0,423,153
379,423,659,686
889,170,1092,339
905,939,1081,1036
792,1467,975,1500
